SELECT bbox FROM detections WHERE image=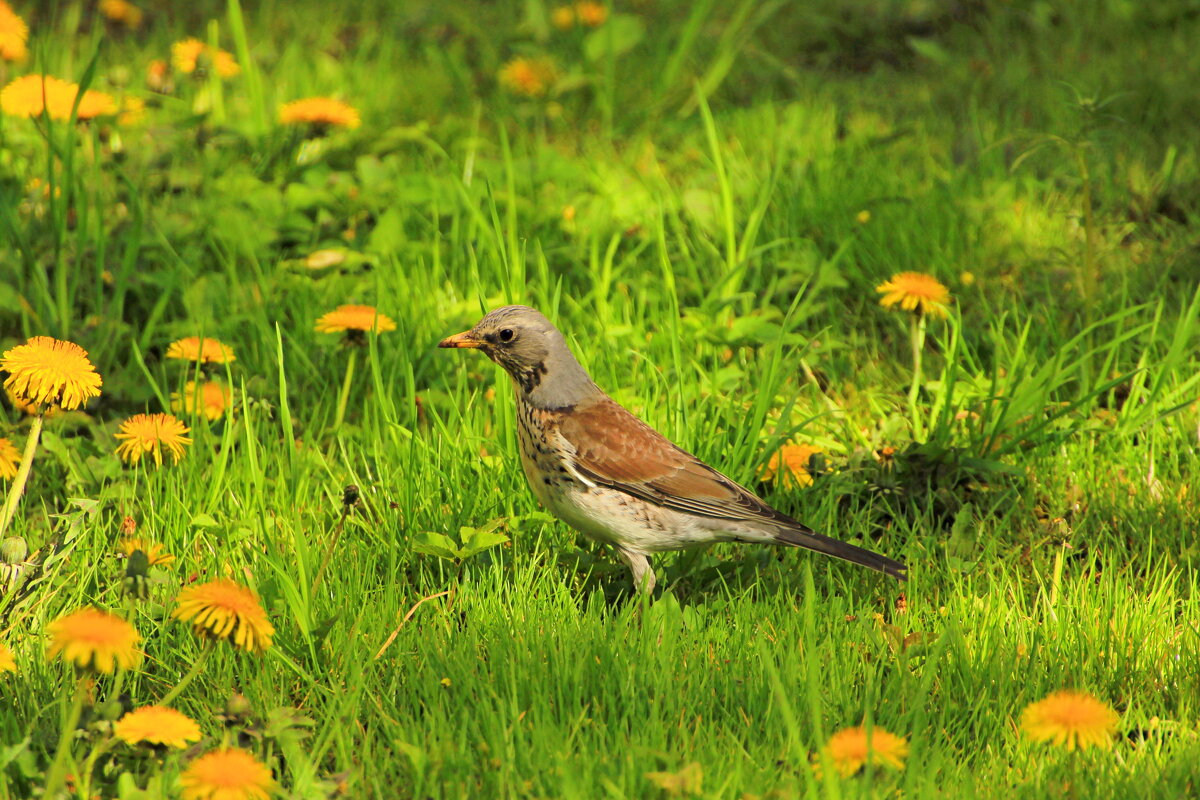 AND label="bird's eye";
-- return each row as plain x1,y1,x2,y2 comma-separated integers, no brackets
499,329,515,342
